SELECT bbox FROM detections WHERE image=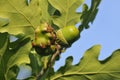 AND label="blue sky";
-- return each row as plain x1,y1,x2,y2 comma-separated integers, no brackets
54,0,120,70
